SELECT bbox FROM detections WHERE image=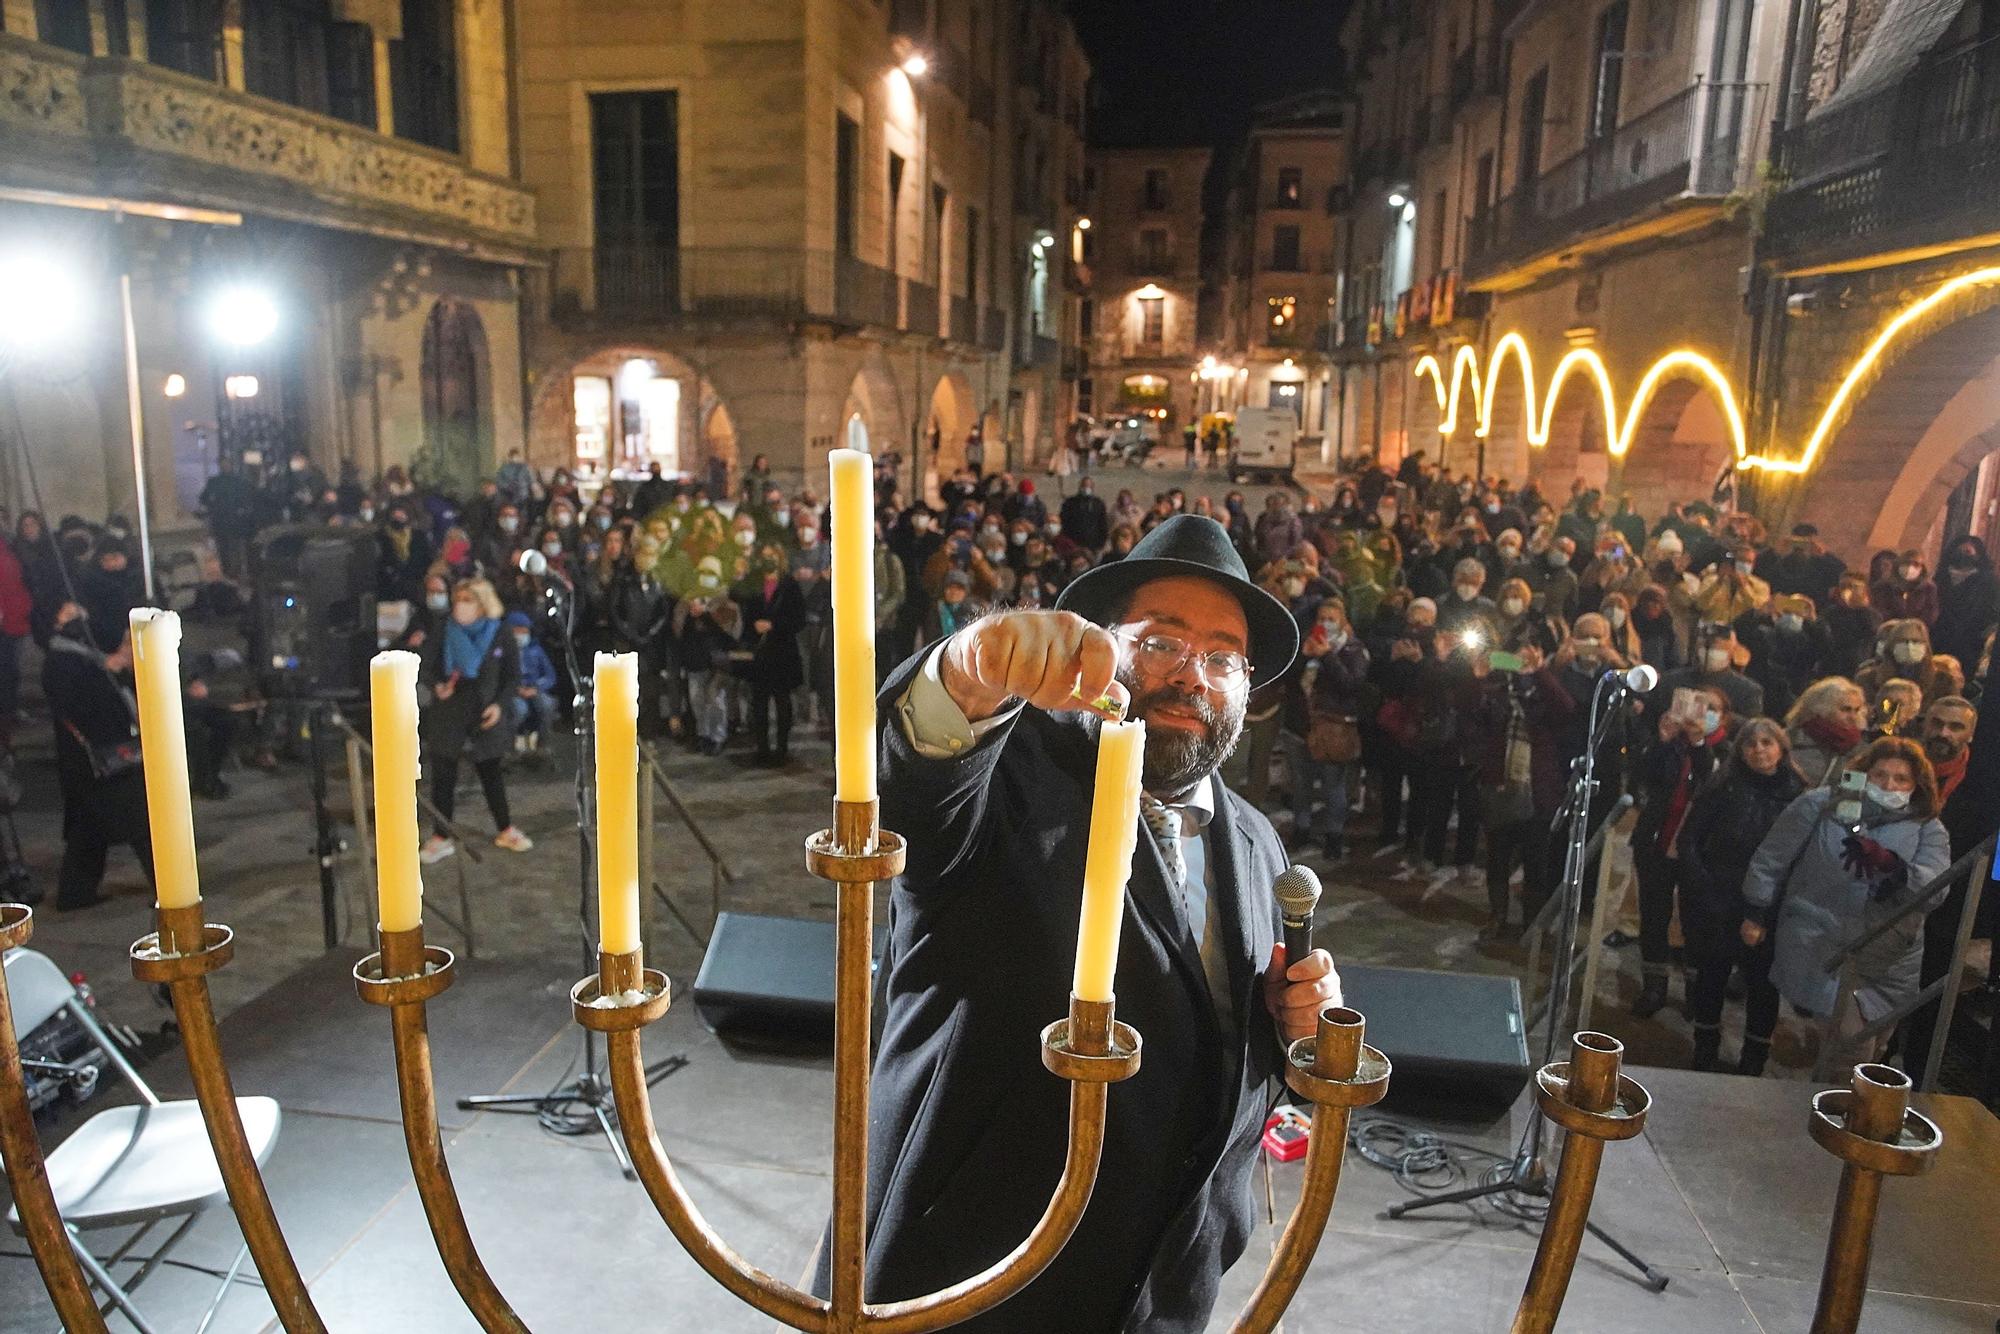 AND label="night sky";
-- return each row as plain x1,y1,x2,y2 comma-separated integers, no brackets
1070,0,1349,151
